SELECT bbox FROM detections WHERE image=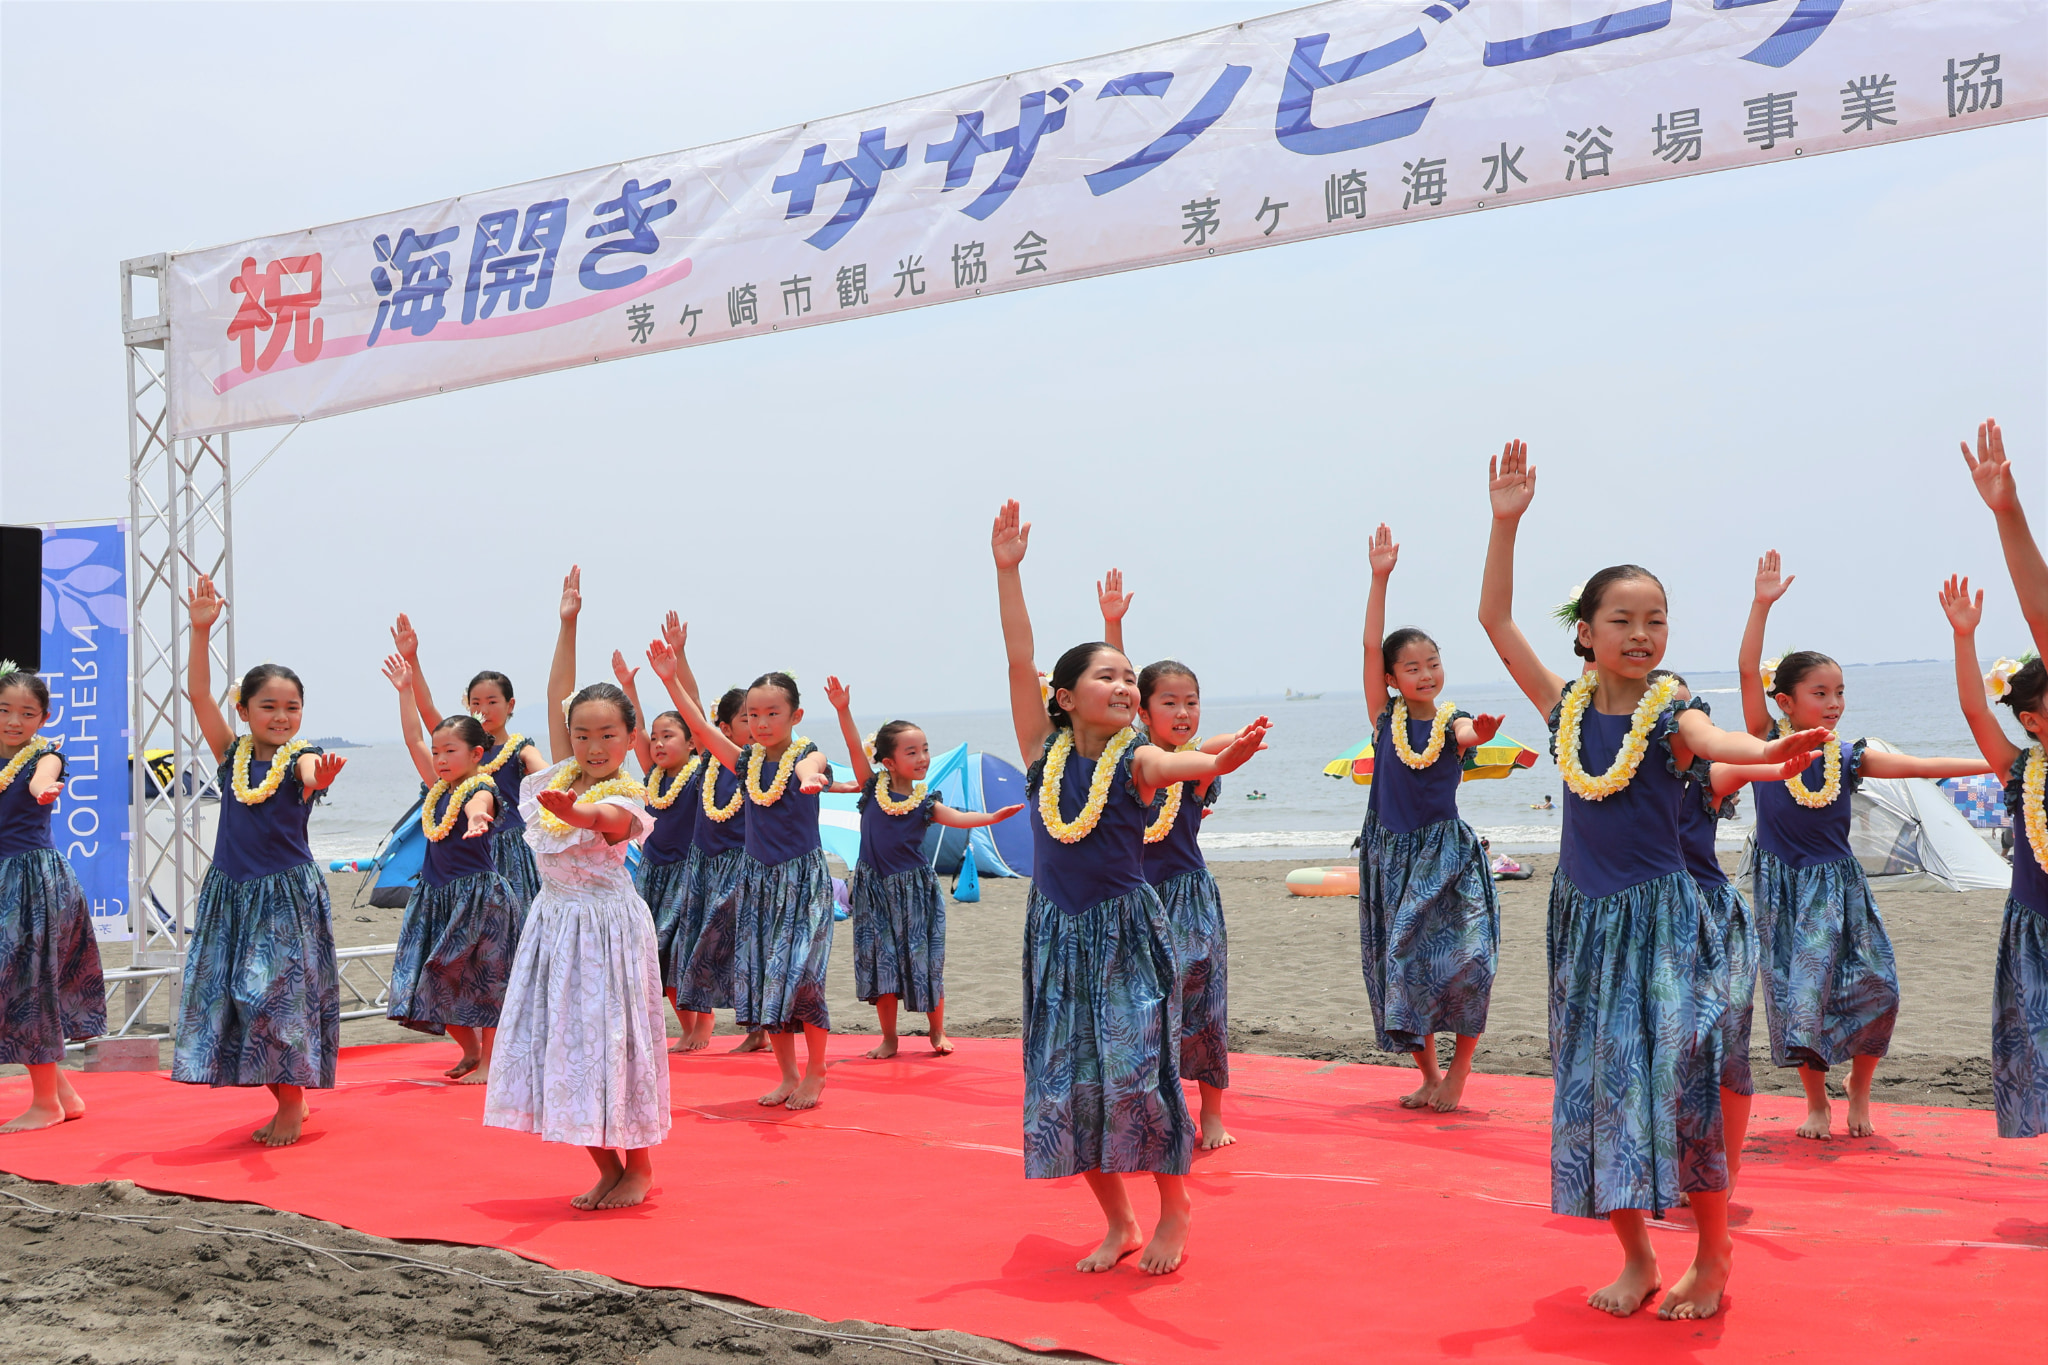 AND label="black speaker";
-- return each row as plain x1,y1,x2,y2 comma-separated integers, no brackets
0,526,41,672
